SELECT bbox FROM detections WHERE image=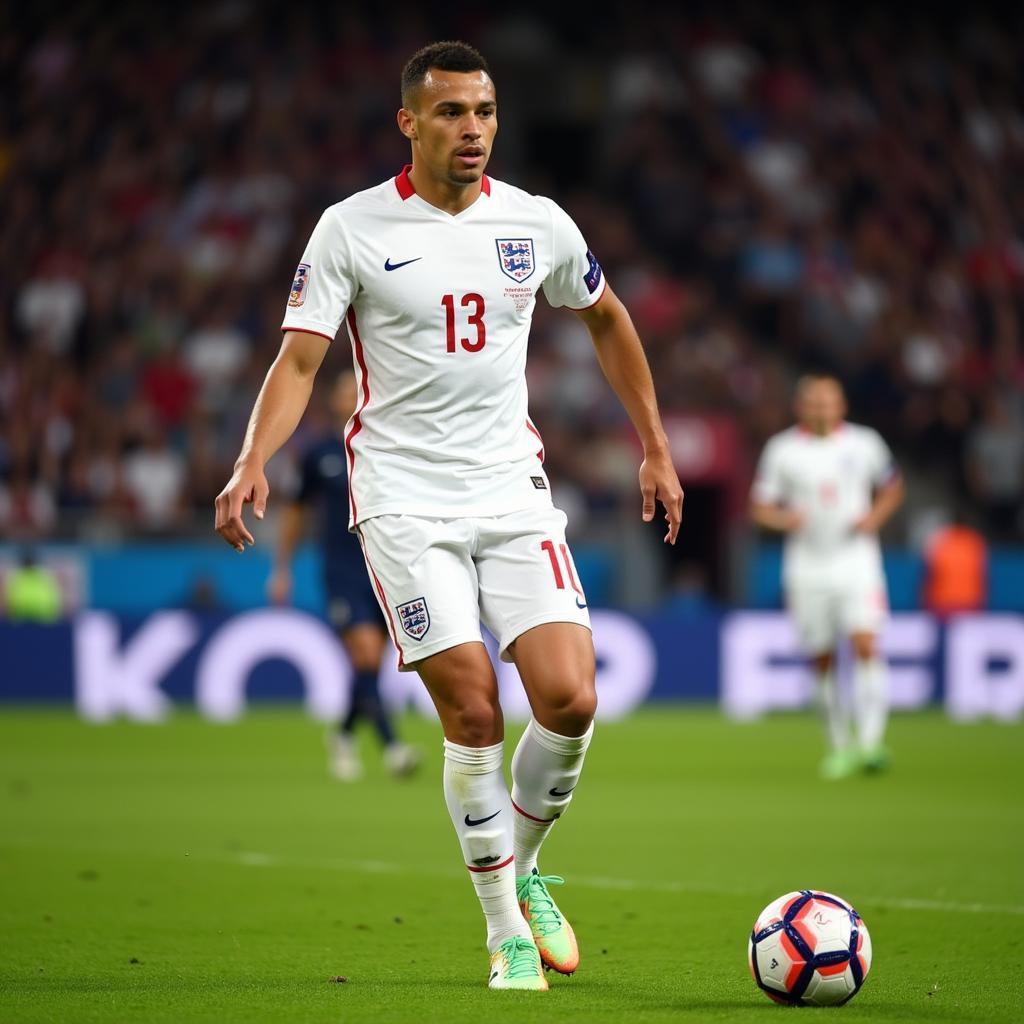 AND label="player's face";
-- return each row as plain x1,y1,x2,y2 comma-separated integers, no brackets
400,69,497,186
797,380,846,434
